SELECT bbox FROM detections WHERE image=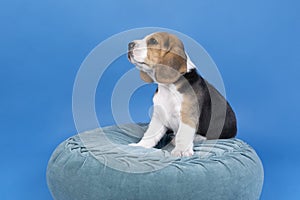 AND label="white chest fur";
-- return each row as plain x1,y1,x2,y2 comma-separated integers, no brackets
152,84,183,132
